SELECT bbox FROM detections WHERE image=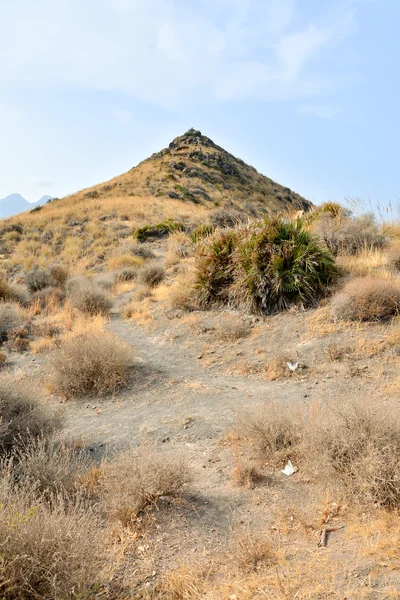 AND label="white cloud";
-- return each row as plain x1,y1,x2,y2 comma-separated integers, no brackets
0,0,367,108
